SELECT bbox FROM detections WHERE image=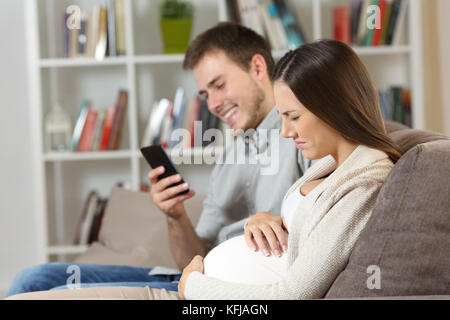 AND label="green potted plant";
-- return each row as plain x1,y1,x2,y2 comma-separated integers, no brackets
160,0,193,54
